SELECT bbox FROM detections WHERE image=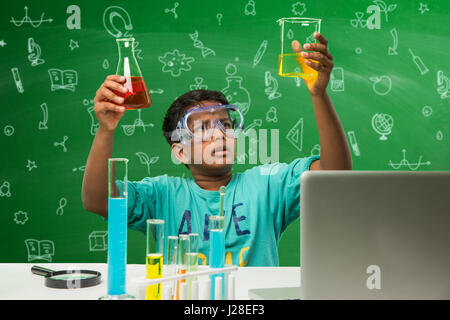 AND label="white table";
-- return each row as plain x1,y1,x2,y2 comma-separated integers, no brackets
0,263,300,300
